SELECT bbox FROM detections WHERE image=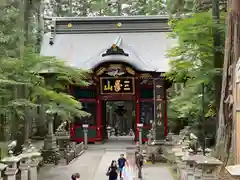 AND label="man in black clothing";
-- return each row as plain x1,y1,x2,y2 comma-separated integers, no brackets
135,152,144,179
